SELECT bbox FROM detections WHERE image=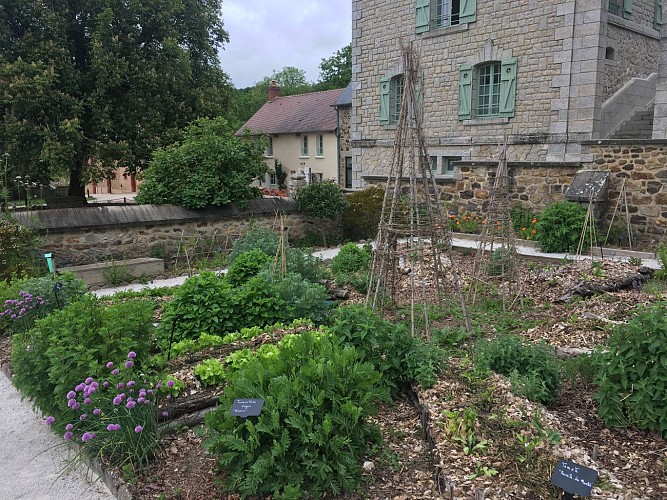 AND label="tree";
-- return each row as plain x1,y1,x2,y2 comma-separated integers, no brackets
295,181,349,220
135,117,268,209
0,0,231,197
316,44,352,91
